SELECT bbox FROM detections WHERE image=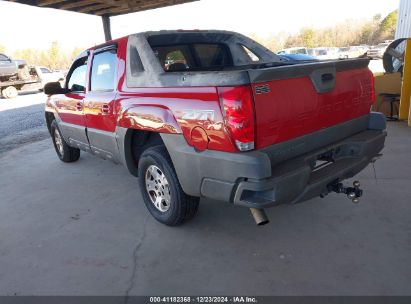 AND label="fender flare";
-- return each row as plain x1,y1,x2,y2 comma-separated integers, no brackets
116,105,182,177
118,105,182,134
